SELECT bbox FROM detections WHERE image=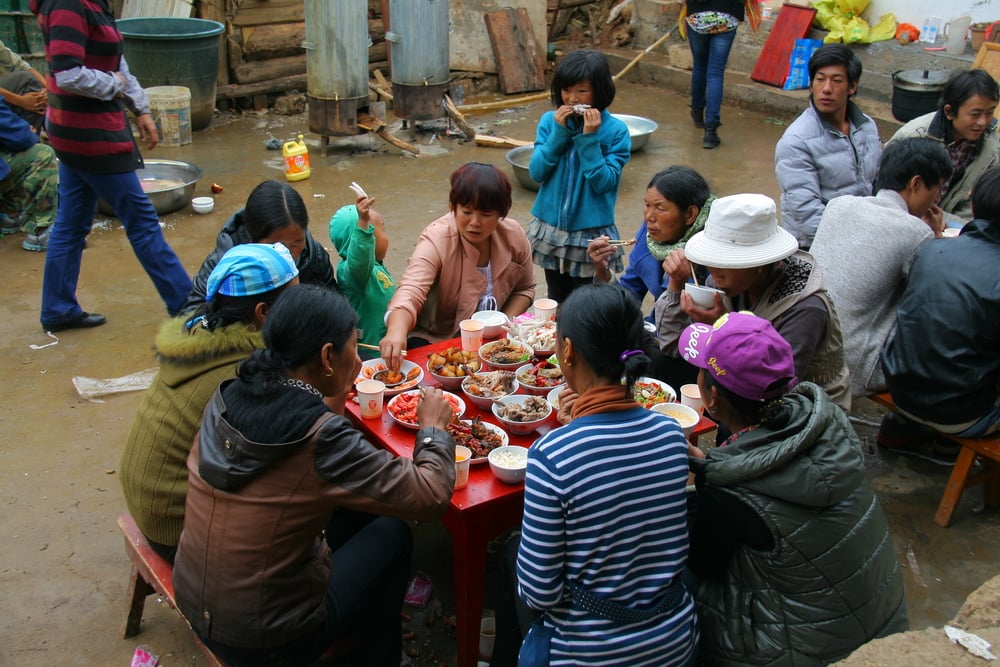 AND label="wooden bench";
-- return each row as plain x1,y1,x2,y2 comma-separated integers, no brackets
117,513,227,667
869,393,1000,527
